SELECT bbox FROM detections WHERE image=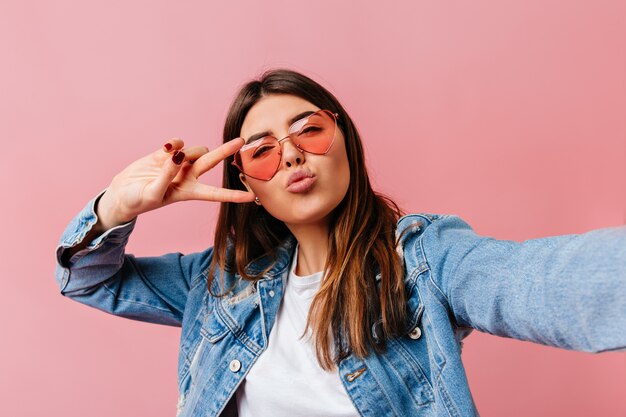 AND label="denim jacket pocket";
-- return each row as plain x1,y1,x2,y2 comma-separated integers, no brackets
199,306,230,344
